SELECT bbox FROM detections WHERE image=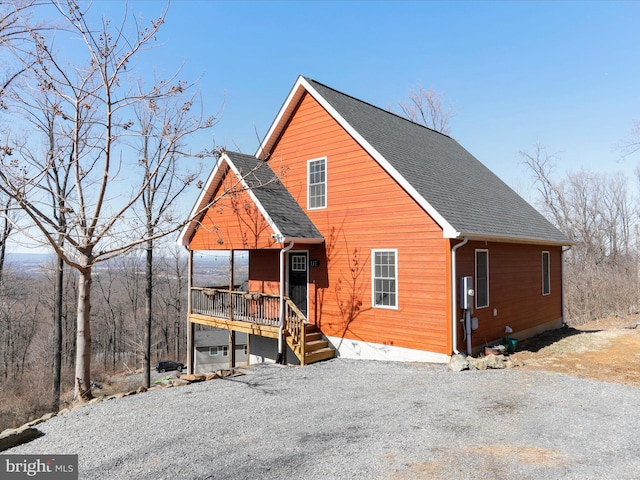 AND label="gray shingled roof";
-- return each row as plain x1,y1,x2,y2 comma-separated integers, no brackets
306,78,569,245
226,151,323,241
